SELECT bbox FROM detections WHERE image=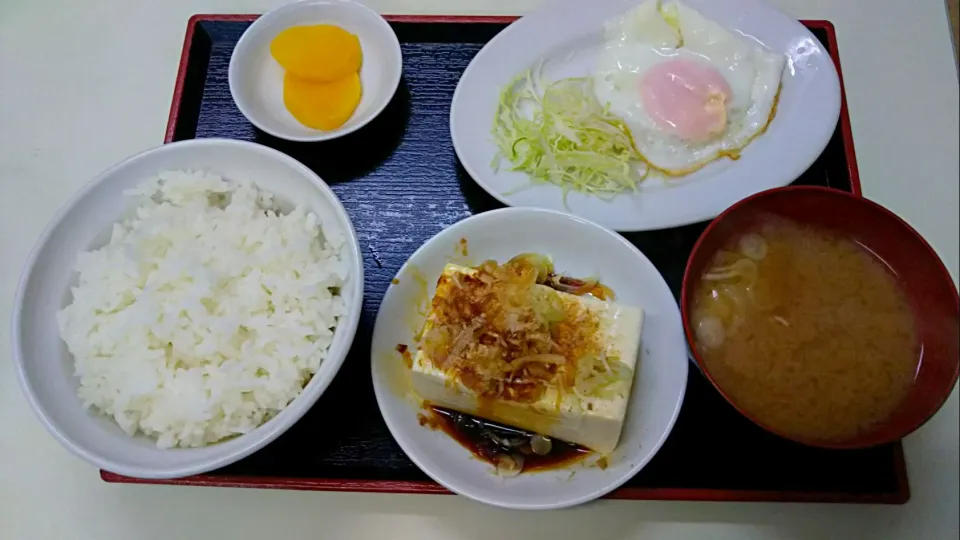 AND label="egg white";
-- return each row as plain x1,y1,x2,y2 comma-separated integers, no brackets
592,0,786,175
